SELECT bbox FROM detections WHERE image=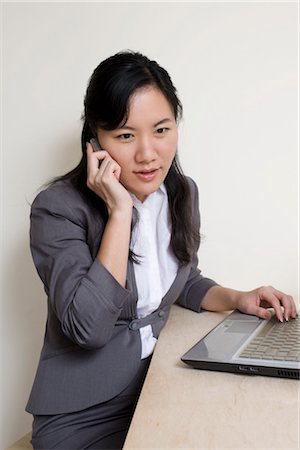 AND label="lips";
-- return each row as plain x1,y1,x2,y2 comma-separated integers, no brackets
134,168,159,181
